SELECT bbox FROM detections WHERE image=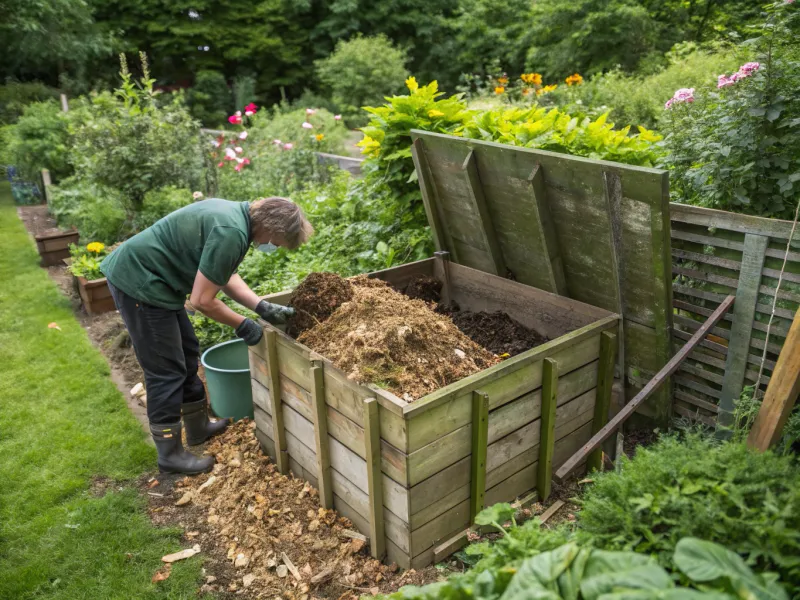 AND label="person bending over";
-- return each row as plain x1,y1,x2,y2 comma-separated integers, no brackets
101,197,313,474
